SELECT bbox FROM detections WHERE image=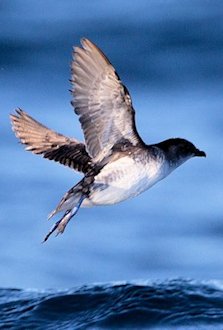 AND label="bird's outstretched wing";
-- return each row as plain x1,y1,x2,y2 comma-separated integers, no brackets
10,109,92,173
71,38,144,162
